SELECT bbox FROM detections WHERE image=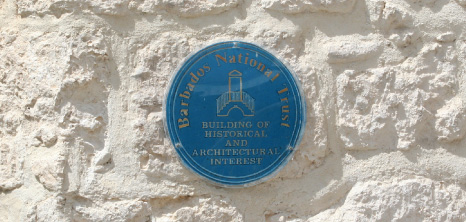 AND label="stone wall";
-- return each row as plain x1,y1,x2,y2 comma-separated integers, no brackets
0,0,465,221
